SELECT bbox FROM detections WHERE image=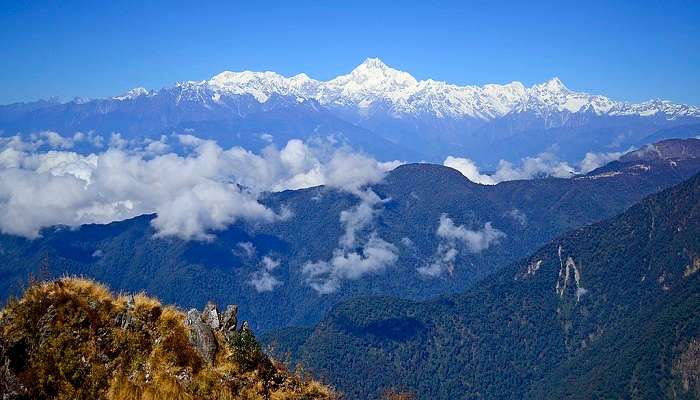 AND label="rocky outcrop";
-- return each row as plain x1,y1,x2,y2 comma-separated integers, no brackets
0,278,335,399
183,302,242,364
184,309,218,364
222,304,239,336
202,302,220,330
